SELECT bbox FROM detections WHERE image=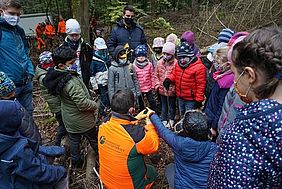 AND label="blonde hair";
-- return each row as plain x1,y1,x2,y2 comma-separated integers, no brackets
215,47,229,64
